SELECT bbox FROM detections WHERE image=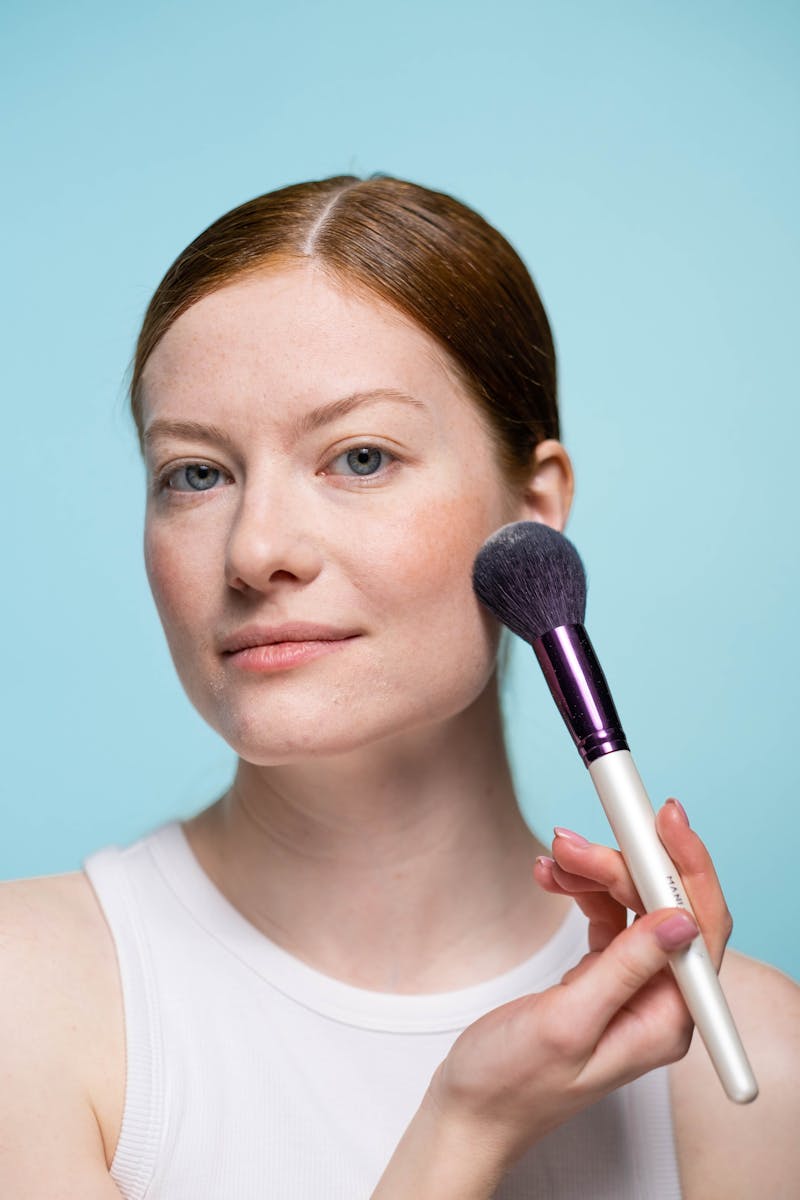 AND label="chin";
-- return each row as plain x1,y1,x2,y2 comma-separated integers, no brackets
178,641,499,763
221,724,414,766
193,694,418,764
189,681,489,763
